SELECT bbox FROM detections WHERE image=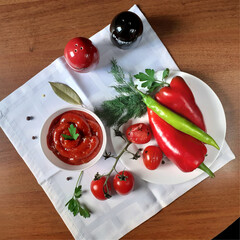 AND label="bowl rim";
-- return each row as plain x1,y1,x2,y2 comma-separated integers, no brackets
40,106,107,171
